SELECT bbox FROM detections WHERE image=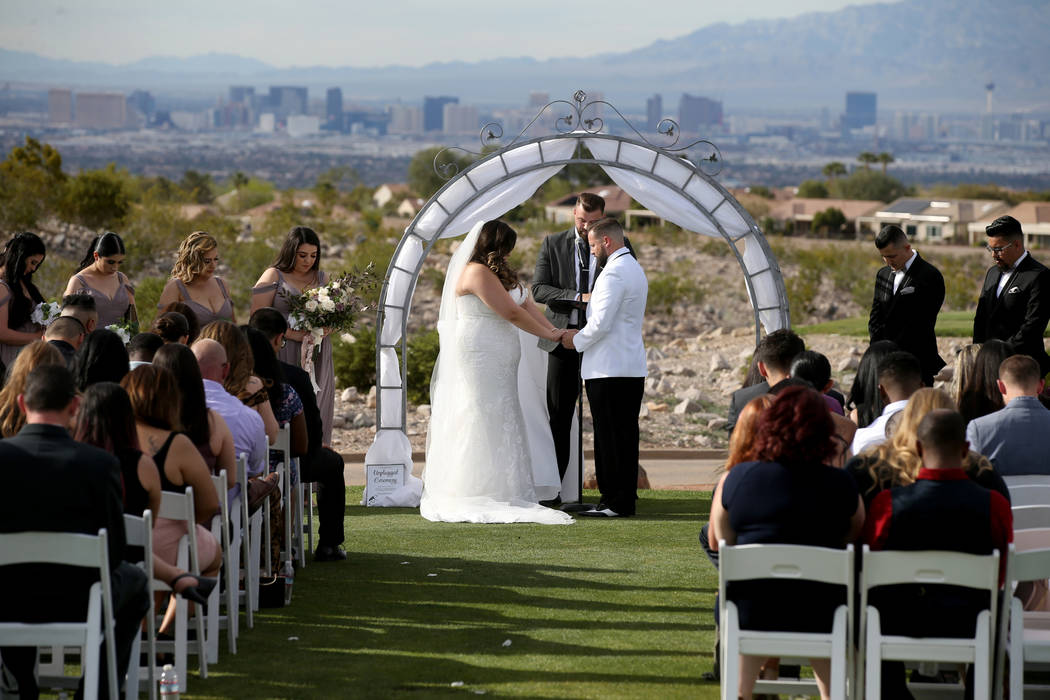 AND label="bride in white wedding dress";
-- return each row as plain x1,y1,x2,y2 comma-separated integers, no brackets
421,220,575,525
